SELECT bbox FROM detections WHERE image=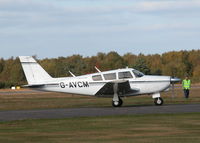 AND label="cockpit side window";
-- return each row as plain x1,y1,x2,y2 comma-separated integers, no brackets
103,73,116,80
132,70,144,78
118,71,133,79
92,75,103,81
